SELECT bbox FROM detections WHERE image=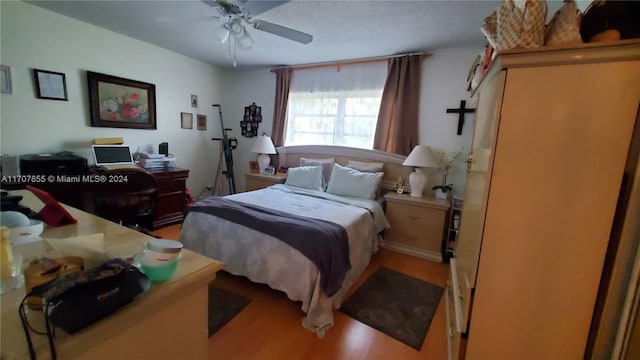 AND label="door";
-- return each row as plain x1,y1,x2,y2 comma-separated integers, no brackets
453,70,506,332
